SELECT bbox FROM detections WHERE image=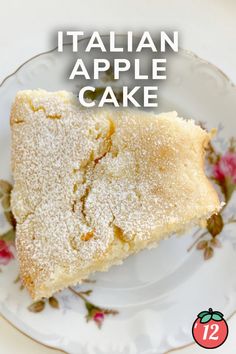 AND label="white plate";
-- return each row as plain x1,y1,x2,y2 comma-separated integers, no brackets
0,38,236,354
